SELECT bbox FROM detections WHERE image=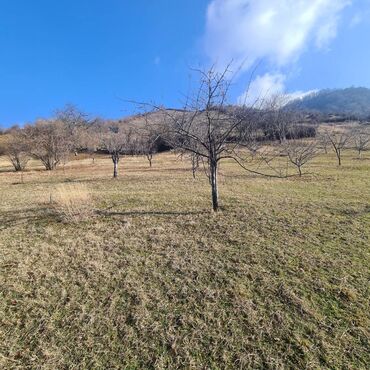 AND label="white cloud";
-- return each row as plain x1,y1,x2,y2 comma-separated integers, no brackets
238,73,285,106
205,0,351,68
284,89,318,102
238,72,317,107
204,0,351,104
